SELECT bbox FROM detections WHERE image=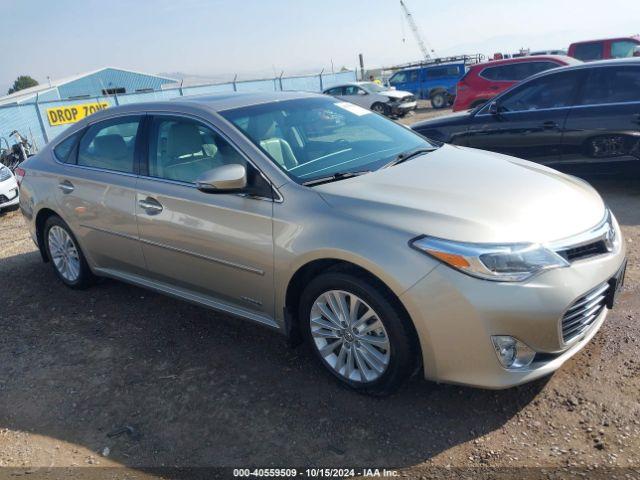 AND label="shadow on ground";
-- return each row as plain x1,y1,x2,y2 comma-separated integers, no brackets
0,248,546,469
1,173,637,471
